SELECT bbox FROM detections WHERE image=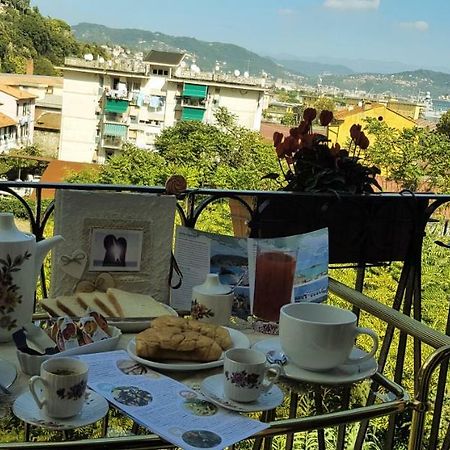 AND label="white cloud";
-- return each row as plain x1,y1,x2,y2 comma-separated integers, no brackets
399,21,429,32
277,8,296,16
323,0,380,10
